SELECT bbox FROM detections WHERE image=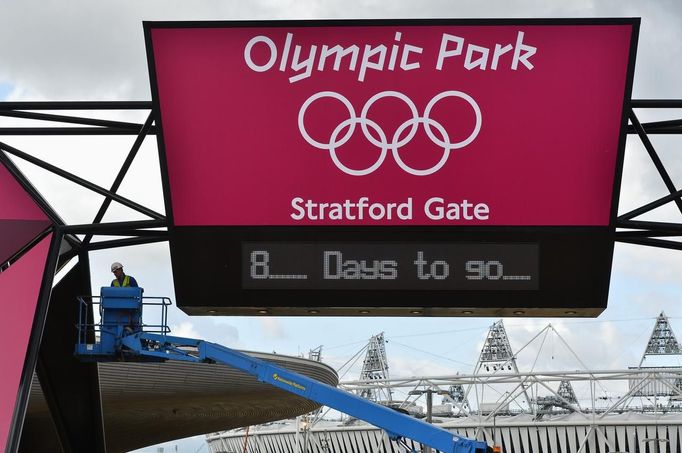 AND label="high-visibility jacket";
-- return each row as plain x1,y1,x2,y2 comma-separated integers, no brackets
112,275,132,287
